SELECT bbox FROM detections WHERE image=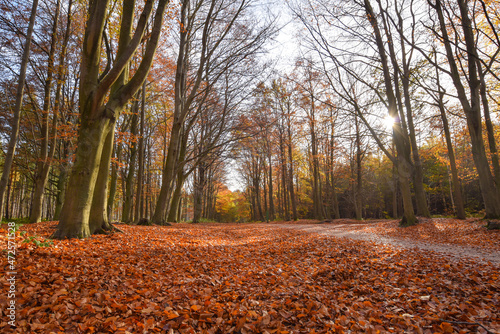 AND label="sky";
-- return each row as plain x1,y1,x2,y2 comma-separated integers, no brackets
226,1,300,192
